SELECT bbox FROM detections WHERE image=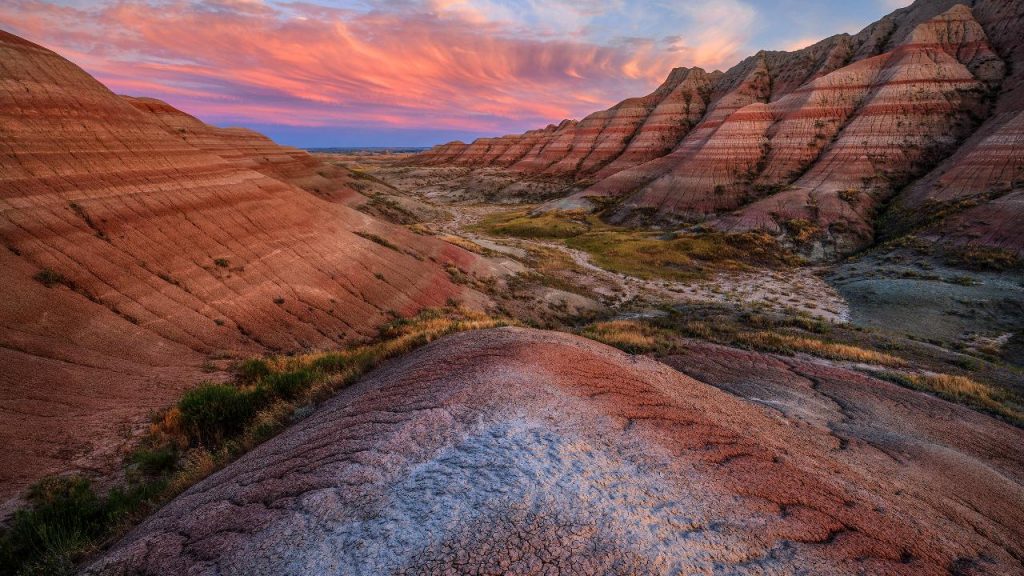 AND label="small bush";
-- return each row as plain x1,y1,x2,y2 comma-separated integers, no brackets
782,219,822,245
236,358,271,383
838,189,860,204
0,476,166,576
129,445,178,477
177,384,267,446
34,269,70,288
213,258,230,268
264,369,317,400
